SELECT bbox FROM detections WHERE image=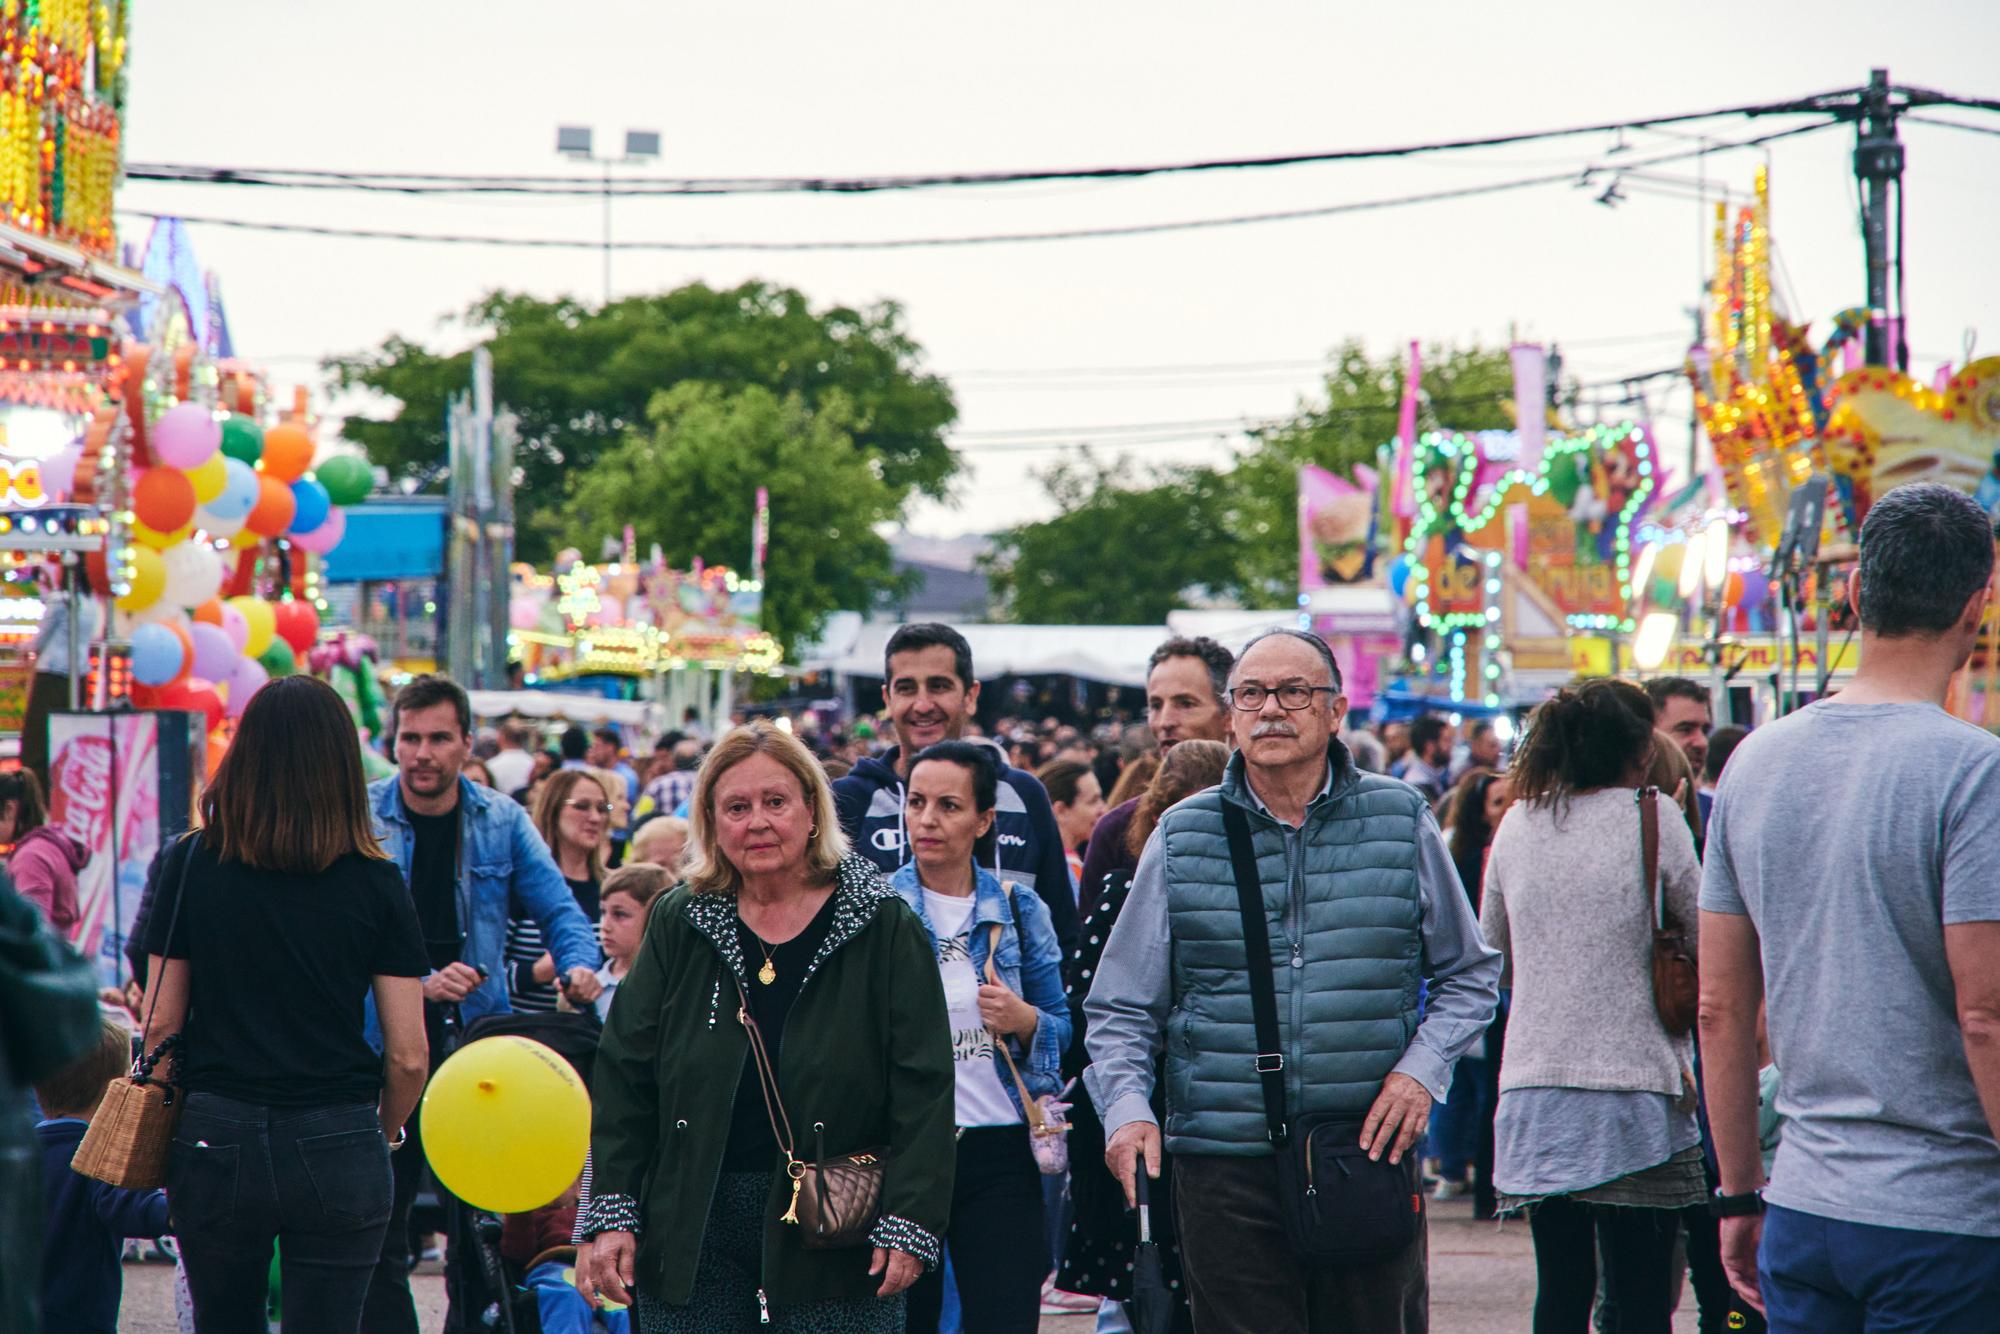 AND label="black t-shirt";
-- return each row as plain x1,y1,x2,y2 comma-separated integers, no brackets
721,891,840,1170
144,839,430,1107
406,806,460,971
